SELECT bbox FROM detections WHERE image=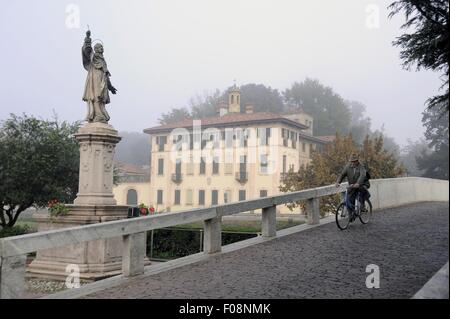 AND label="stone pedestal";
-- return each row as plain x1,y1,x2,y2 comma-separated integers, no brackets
27,122,148,282
73,123,121,206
